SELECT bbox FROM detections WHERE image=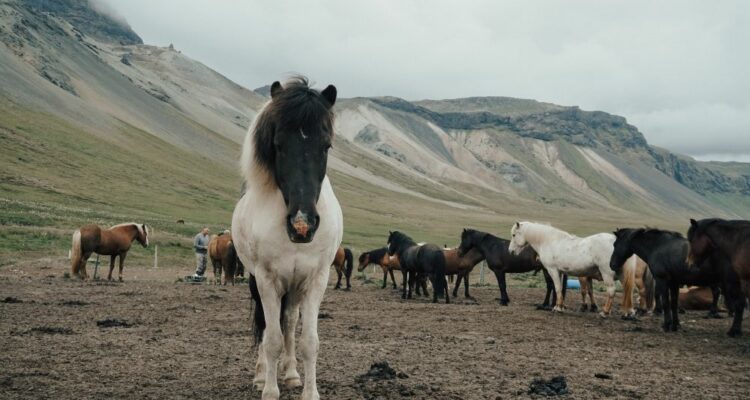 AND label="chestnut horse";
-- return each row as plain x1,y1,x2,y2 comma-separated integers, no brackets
357,247,399,289
208,231,241,285
71,223,149,281
331,247,354,290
